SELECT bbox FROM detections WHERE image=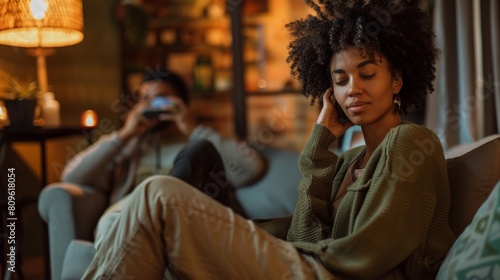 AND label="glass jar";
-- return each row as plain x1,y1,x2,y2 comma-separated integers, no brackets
193,55,214,93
